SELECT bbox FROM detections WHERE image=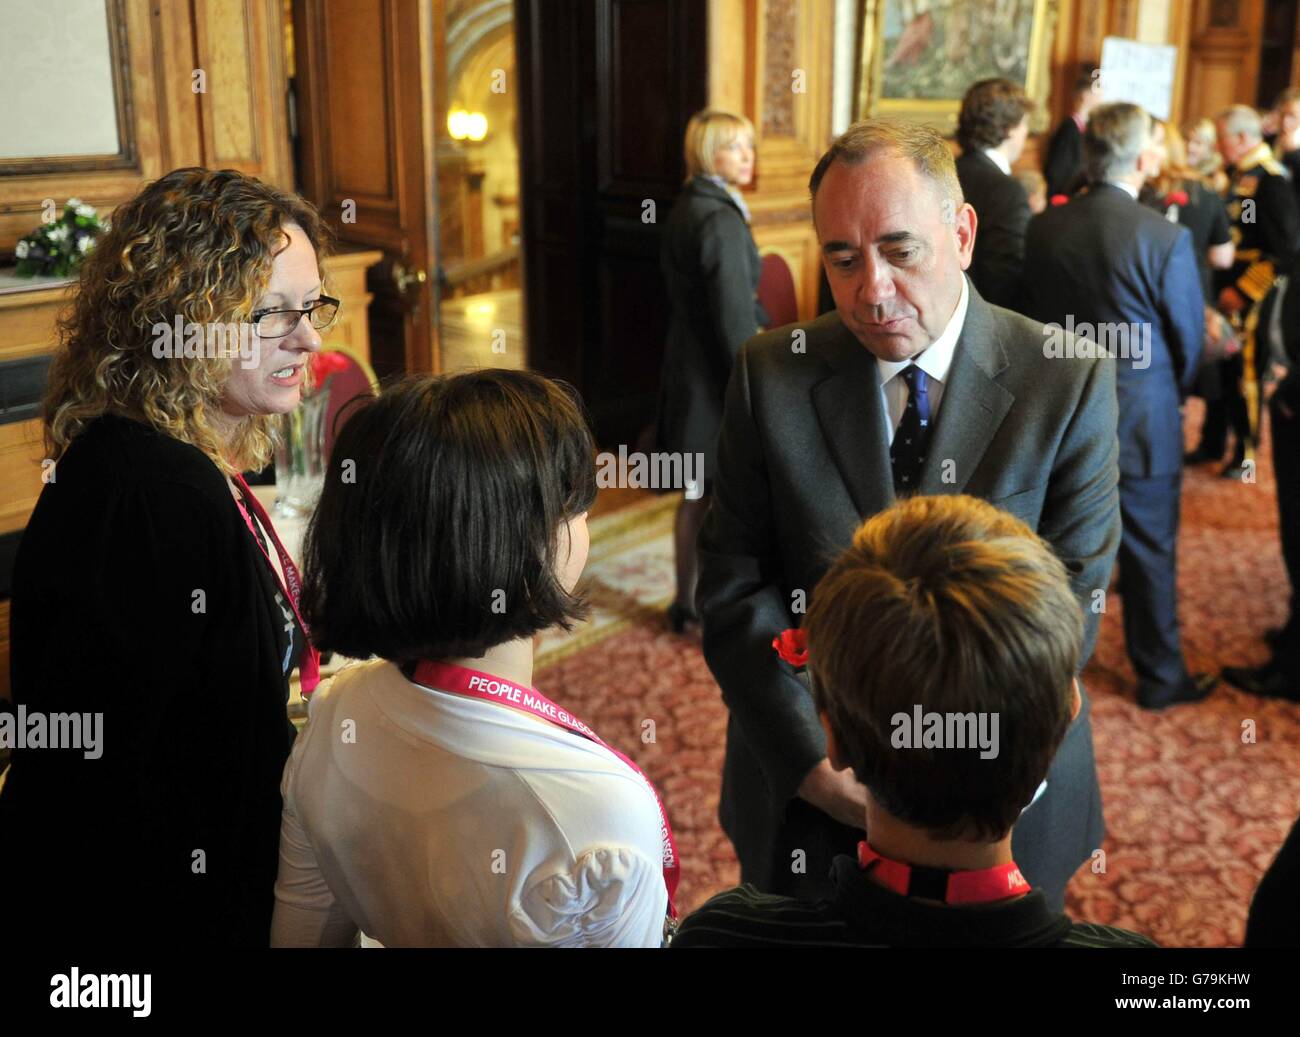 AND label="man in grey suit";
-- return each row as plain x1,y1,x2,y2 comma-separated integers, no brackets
698,120,1121,911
